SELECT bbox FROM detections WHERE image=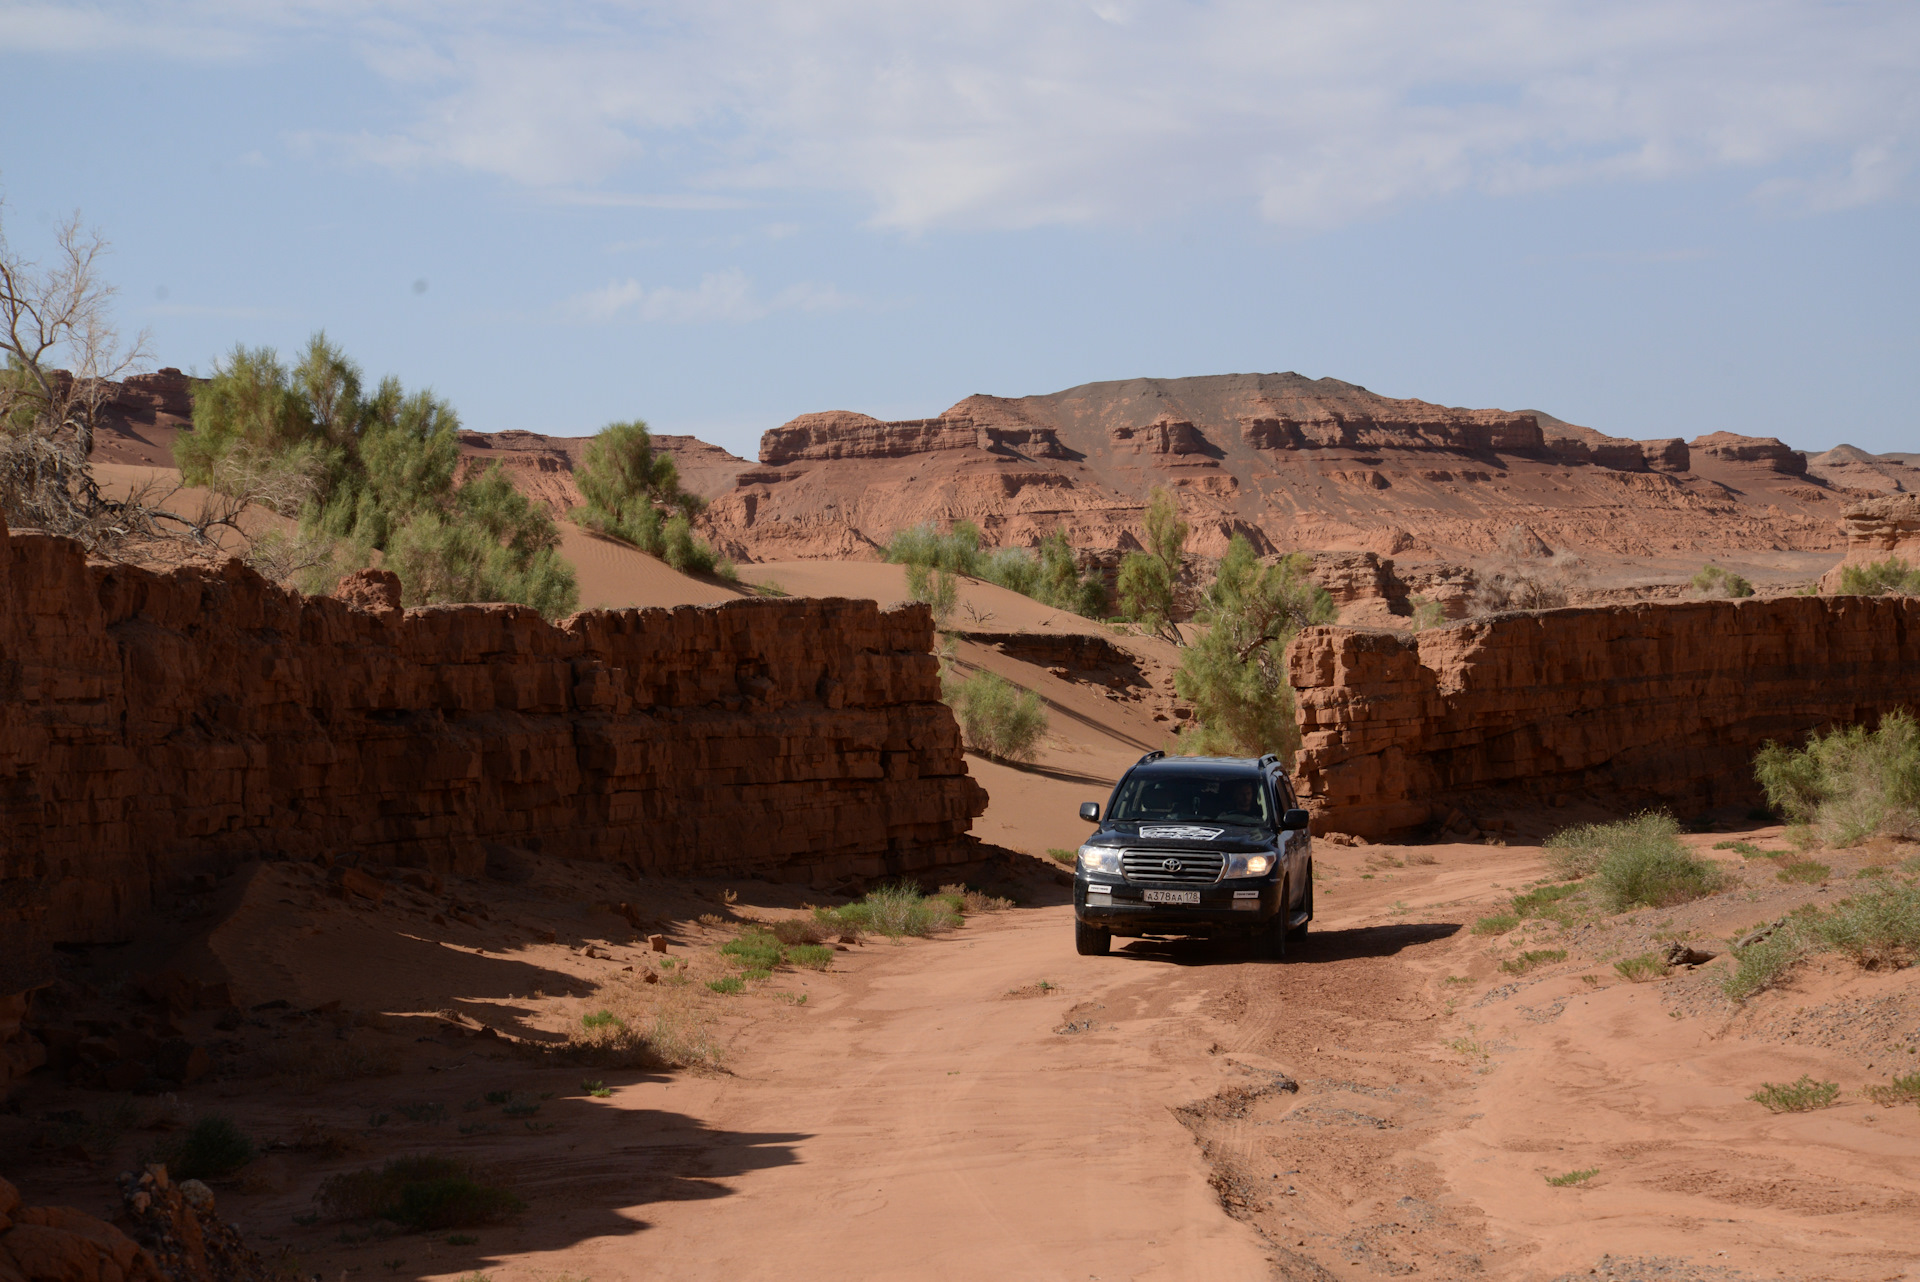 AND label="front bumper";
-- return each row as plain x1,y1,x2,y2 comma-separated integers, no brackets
1073,875,1283,937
